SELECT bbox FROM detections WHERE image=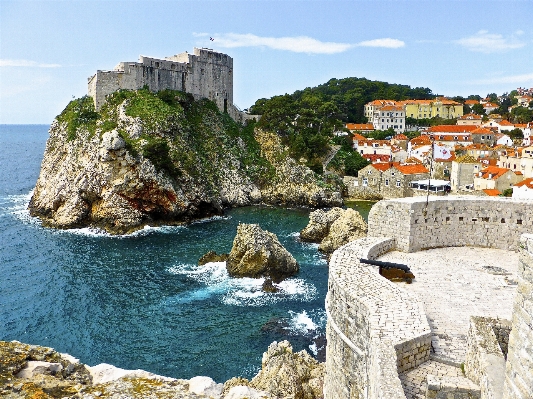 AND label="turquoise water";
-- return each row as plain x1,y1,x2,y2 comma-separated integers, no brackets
0,125,333,382
0,125,375,382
